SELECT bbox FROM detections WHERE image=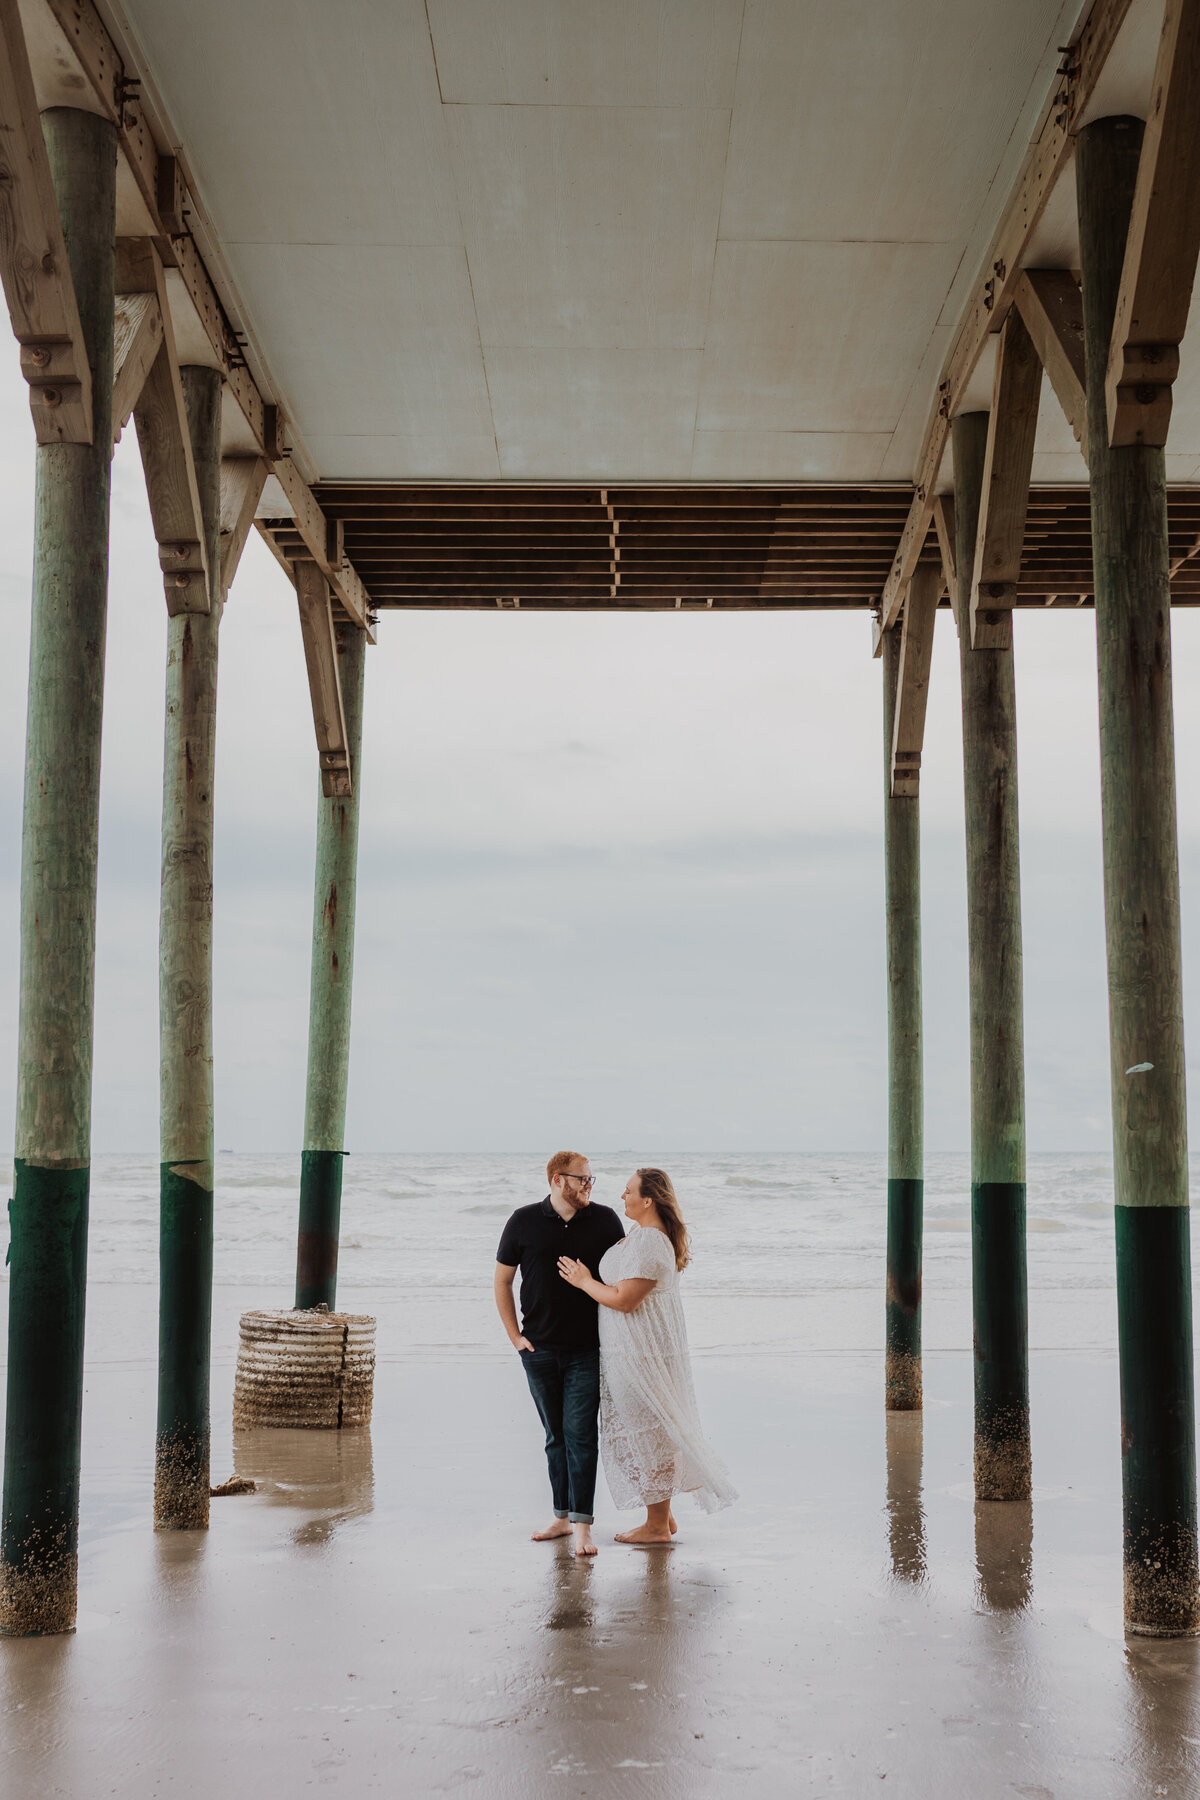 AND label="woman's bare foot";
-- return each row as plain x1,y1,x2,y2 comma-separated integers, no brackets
531,1520,573,1542
669,1511,678,1535
572,1523,598,1557
615,1522,673,1545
